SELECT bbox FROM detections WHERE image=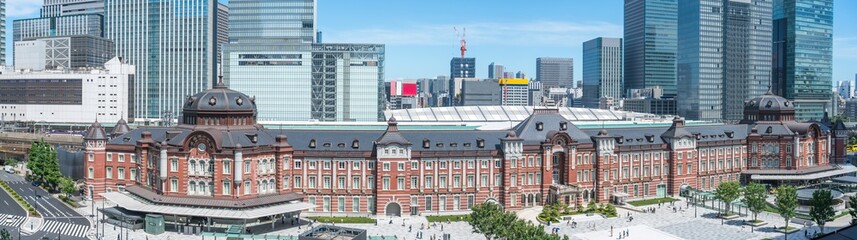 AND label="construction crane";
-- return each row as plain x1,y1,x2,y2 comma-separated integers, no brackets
454,27,467,59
